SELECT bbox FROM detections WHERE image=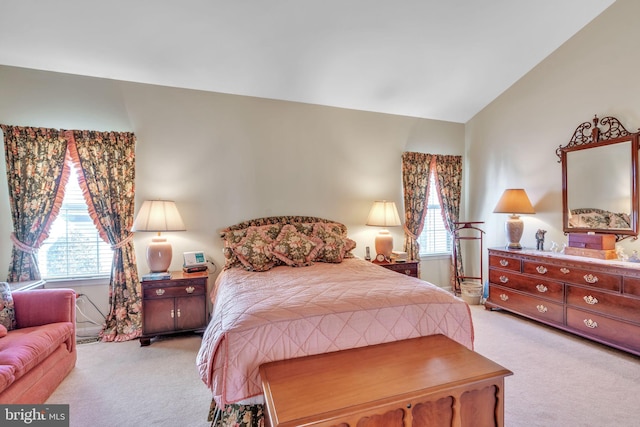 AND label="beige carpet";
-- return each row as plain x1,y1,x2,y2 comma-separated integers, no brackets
47,305,640,426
